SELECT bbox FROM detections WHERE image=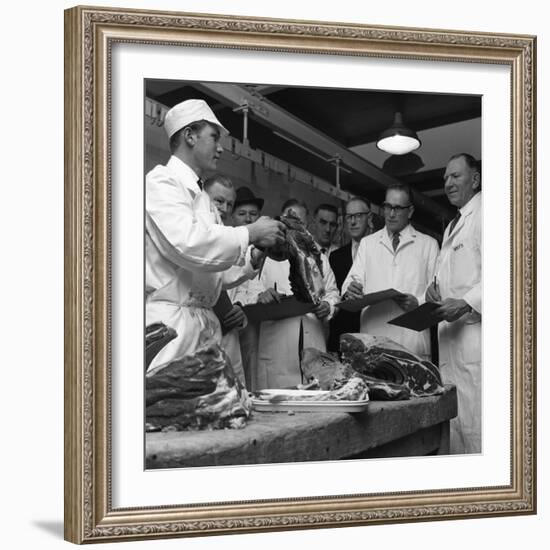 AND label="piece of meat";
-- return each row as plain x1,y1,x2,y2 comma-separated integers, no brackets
258,376,369,402
145,344,252,431
340,334,444,397
266,211,324,303
301,347,410,400
357,376,411,401
145,323,177,370
301,348,346,389
321,376,369,401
